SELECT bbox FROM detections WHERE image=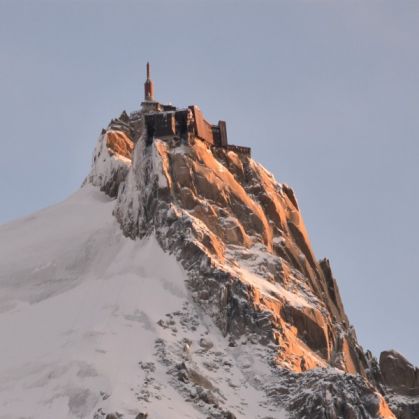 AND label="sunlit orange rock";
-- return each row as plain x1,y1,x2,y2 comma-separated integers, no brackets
106,130,134,160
